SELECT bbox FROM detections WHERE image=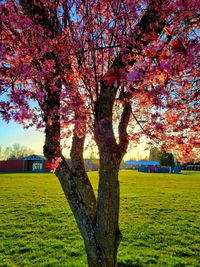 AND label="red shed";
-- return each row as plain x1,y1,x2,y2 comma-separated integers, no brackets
0,159,23,172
